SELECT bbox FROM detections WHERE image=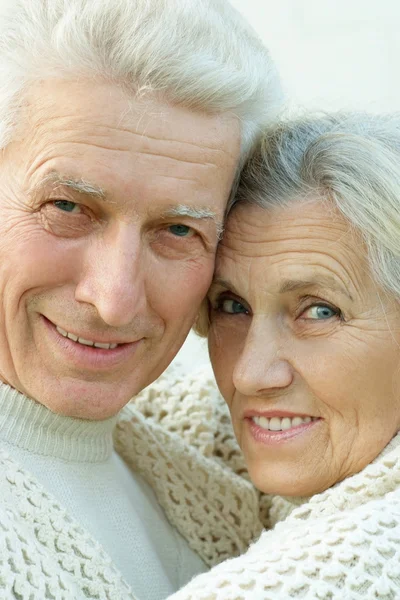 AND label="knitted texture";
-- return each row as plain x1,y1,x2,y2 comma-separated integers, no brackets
2,366,400,600
0,369,263,599
0,451,137,600
127,370,400,600
115,369,264,567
